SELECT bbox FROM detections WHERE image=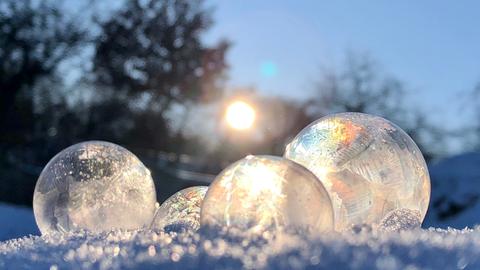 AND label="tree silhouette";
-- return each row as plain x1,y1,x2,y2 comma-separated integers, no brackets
256,96,316,155
465,82,480,151
90,0,228,150
0,0,229,206
0,0,88,147
313,52,445,161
